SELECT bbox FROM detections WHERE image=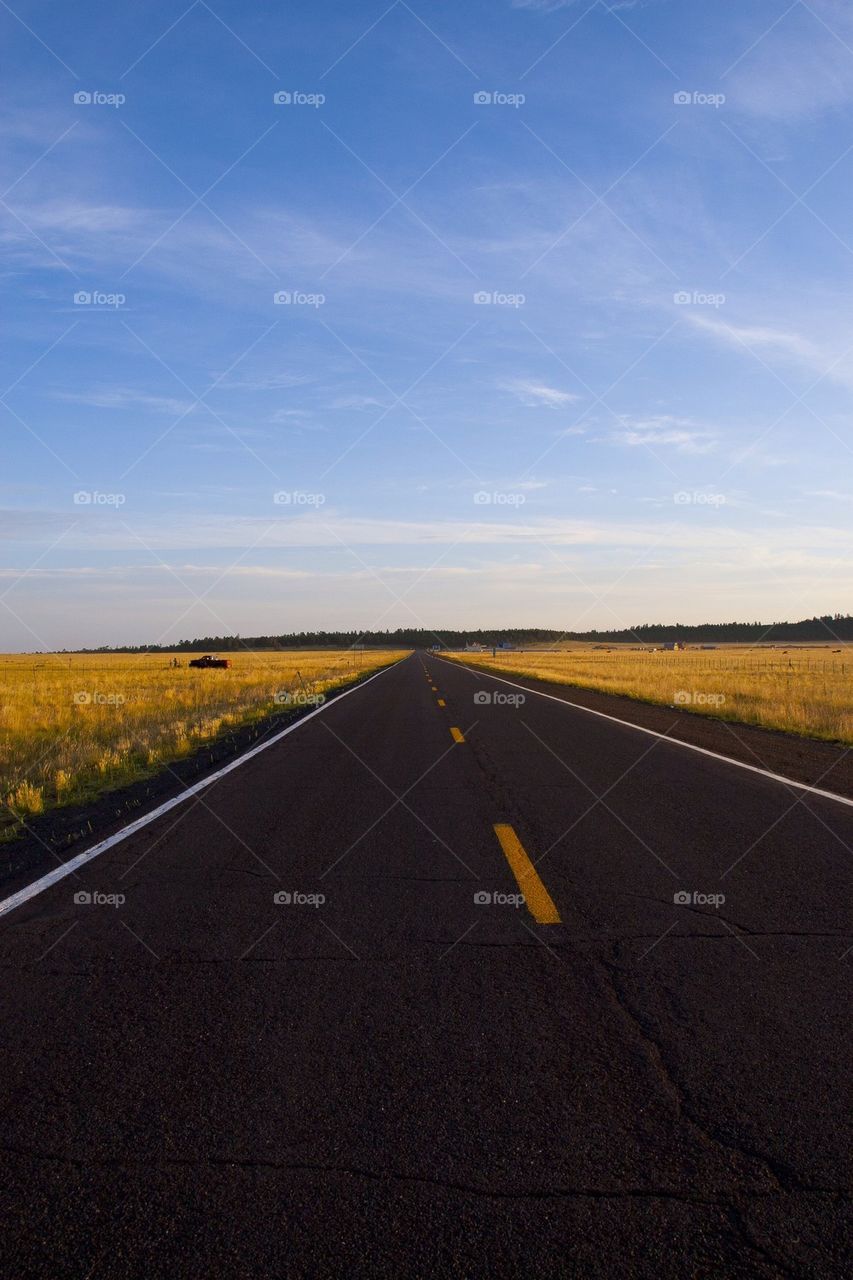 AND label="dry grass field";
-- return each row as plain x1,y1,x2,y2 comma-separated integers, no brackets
0,649,407,835
445,646,853,745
